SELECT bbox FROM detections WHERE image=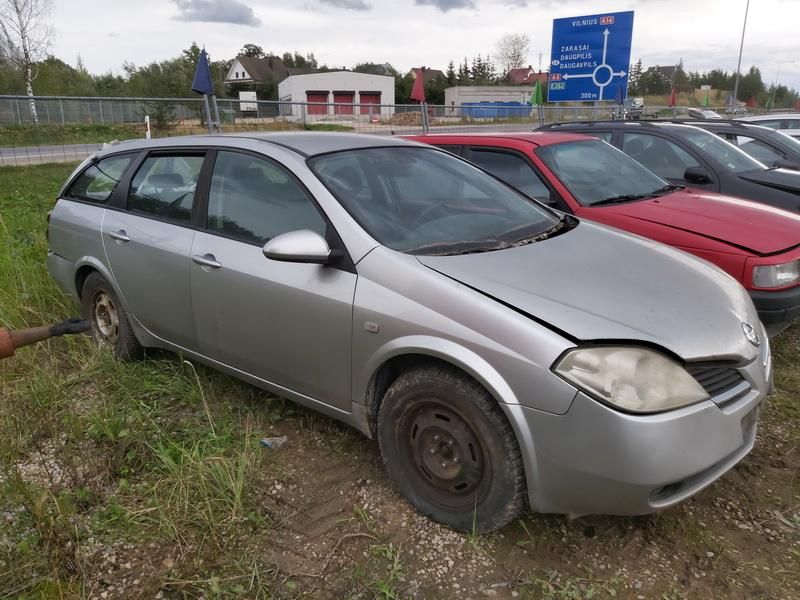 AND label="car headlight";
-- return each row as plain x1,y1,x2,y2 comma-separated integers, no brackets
554,346,708,413
753,260,800,288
